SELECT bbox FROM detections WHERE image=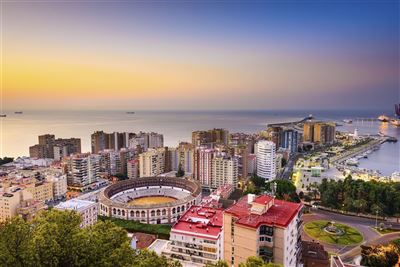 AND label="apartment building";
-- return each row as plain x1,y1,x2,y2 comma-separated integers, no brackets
0,187,33,222
194,148,215,187
211,156,238,189
29,134,81,159
24,179,53,202
164,206,224,265
64,153,101,189
255,140,276,181
223,194,303,267
139,148,166,177
45,172,67,200
55,199,98,228
192,129,229,148
177,142,195,174
127,159,139,179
